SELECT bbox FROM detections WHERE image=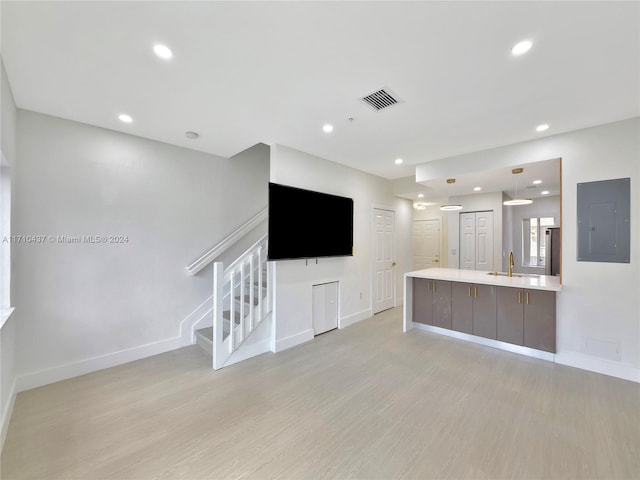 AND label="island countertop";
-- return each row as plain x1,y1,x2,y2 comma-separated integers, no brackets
405,267,562,292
